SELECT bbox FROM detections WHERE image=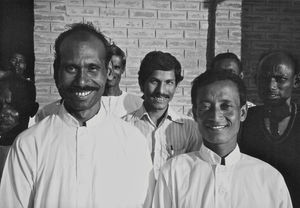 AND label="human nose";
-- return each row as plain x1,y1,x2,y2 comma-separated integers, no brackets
208,106,223,121
75,69,88,87
156,82,167,94
269,78,277,90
